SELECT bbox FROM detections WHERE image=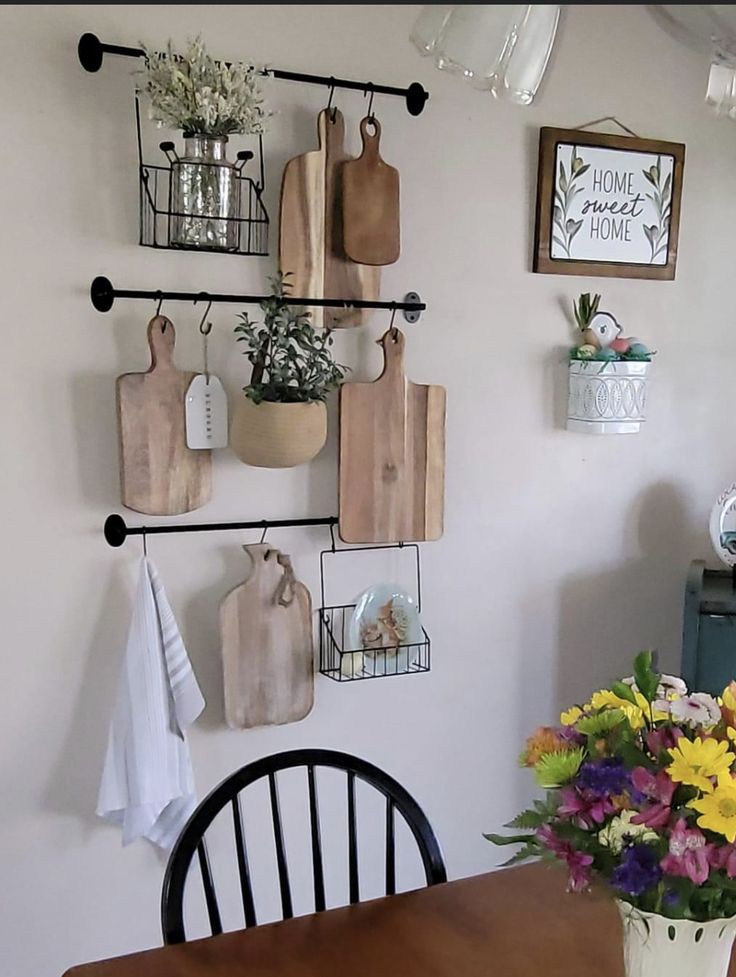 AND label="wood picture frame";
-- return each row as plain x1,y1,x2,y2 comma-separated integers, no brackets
533,127,685,280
